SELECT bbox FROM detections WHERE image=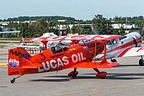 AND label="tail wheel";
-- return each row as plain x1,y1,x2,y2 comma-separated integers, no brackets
11,78,15,83
139,59,144,66
10,75,23,83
